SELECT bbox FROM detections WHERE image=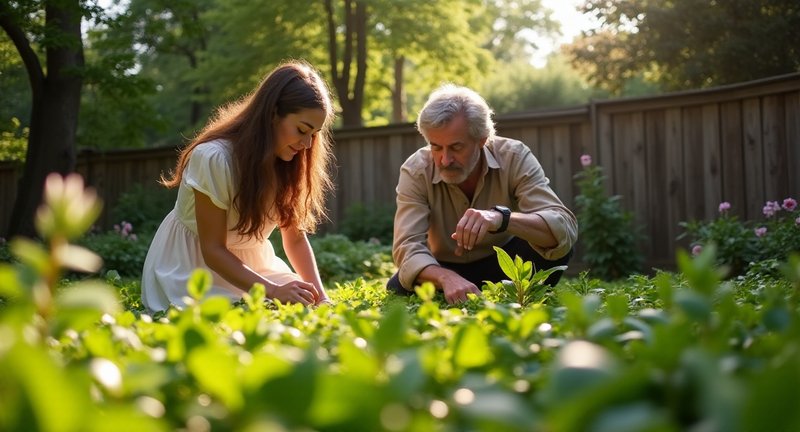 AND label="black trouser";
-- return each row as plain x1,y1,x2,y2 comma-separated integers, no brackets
386,237,573,296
